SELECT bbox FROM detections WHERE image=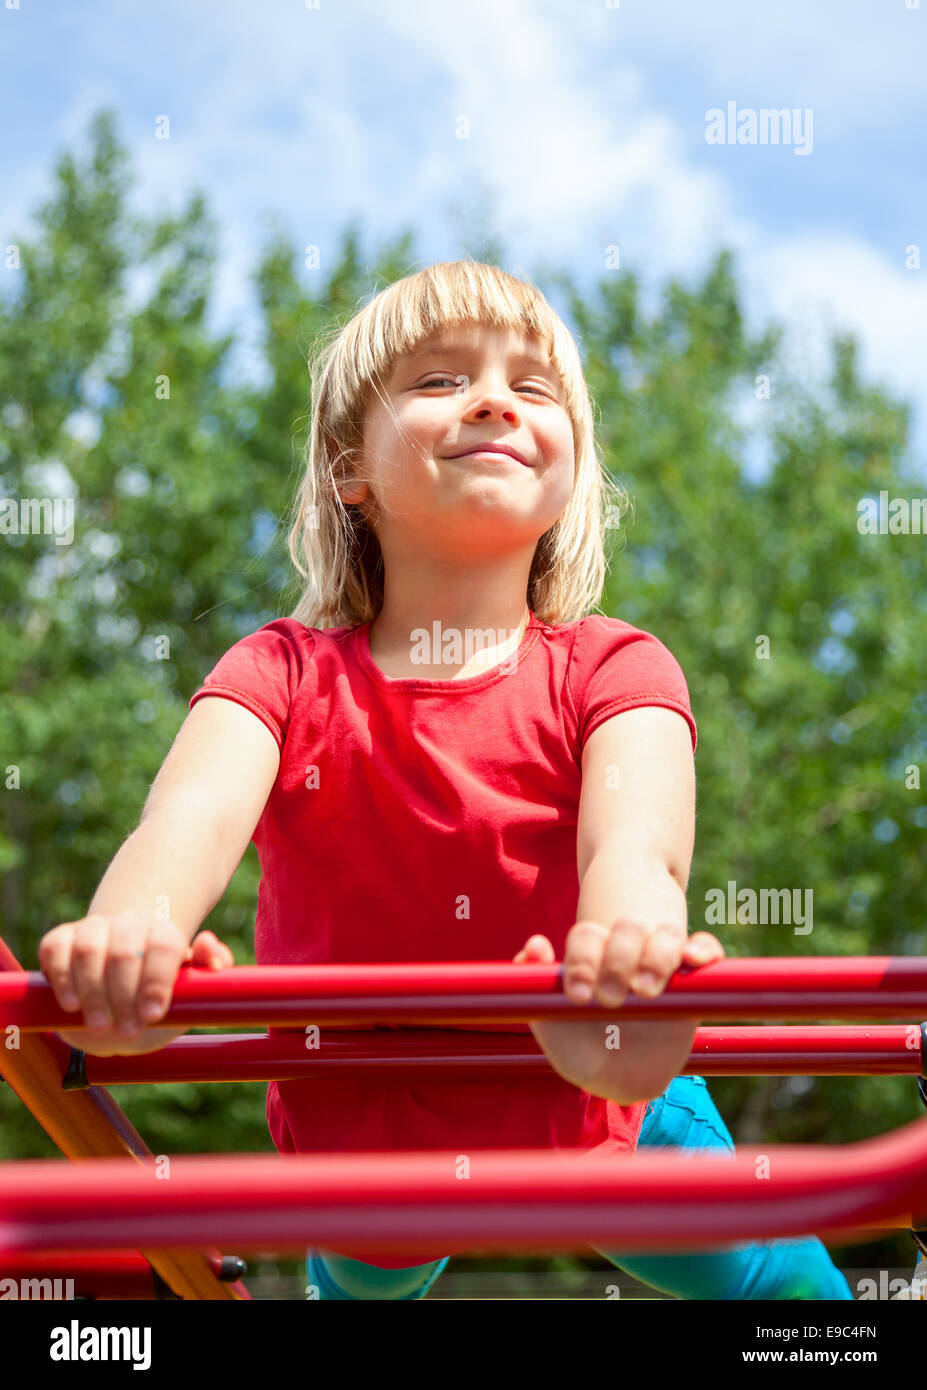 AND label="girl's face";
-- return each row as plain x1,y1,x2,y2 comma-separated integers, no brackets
348,323,576,560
